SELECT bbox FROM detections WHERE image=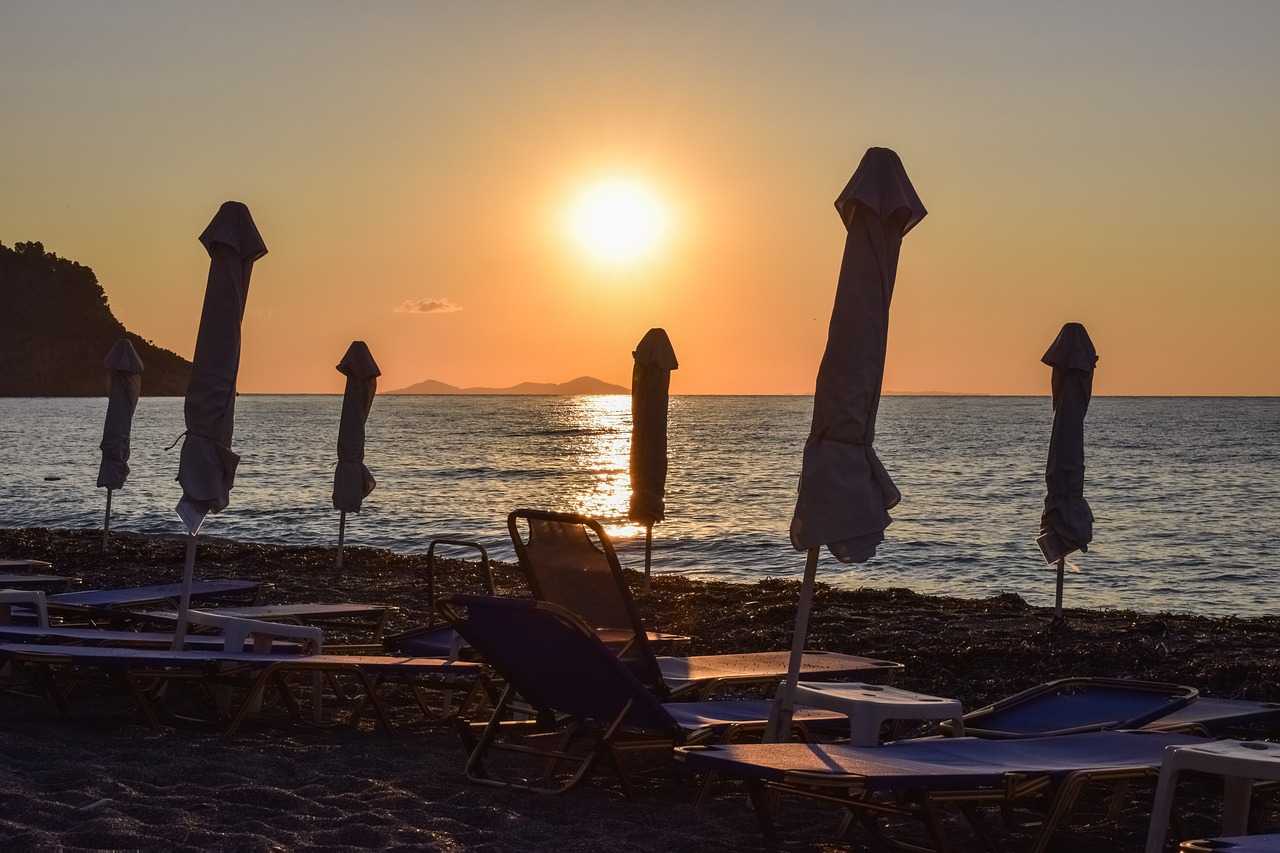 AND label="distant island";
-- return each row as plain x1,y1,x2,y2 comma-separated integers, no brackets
386,376,629,395
0,241,191,396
